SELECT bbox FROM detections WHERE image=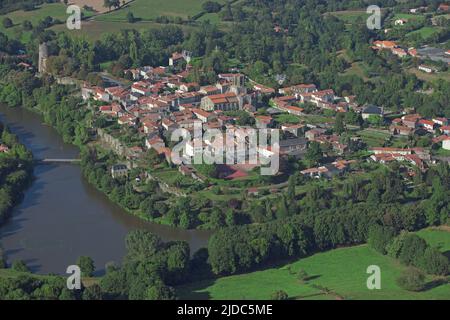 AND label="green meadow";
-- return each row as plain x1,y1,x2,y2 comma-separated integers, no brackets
177,228,450,300
407,26,442,39
329,10,371,24
95,0,227,22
